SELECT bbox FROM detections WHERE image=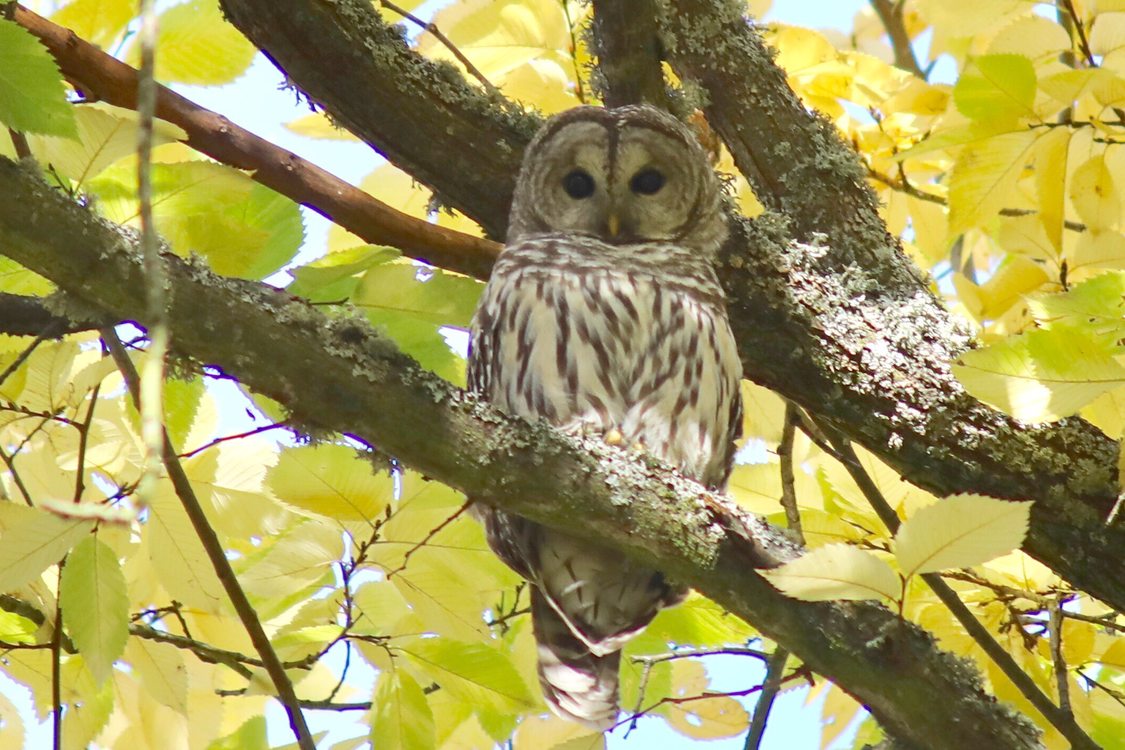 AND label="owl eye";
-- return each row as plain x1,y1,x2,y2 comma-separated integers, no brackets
562,169,596,199
630,168,665,195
